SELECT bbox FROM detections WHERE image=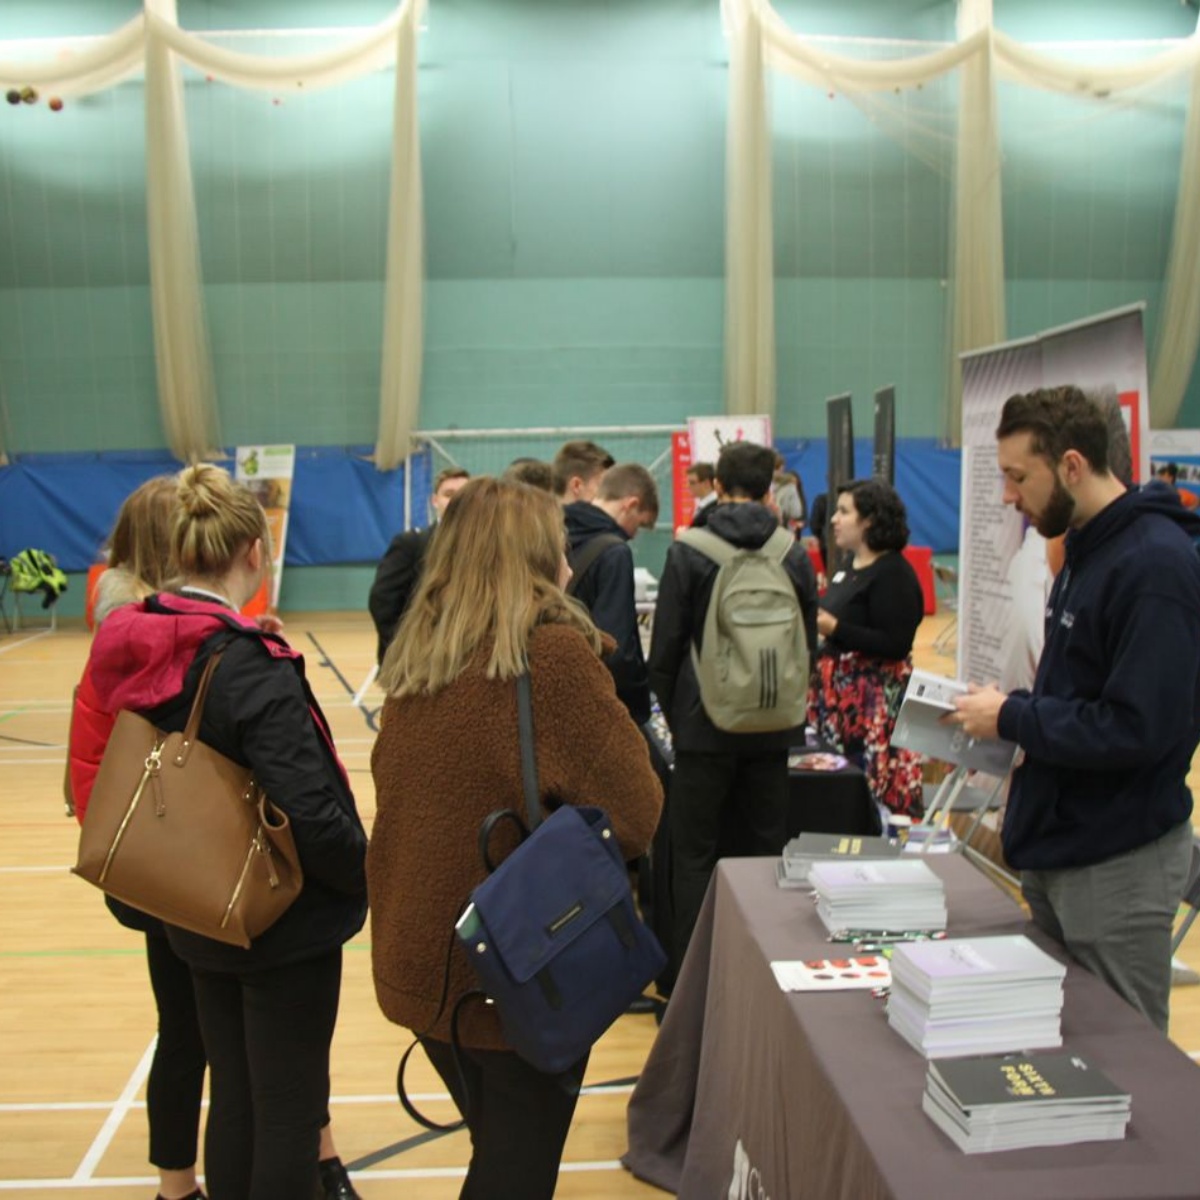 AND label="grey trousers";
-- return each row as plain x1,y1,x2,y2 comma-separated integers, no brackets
1022,818,1193,1033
